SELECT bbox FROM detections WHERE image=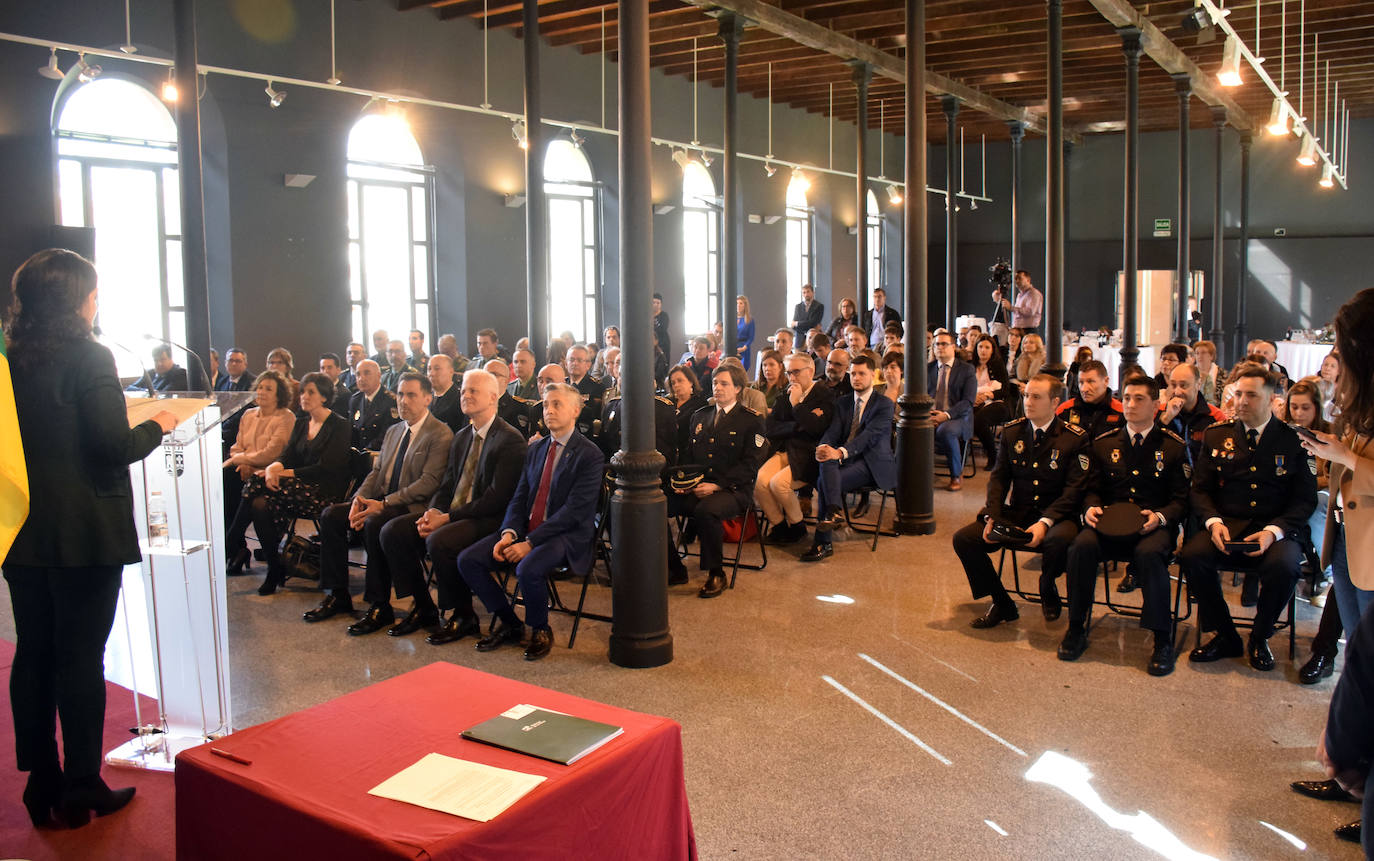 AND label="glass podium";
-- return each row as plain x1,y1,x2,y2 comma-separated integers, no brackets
105,391,254,771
